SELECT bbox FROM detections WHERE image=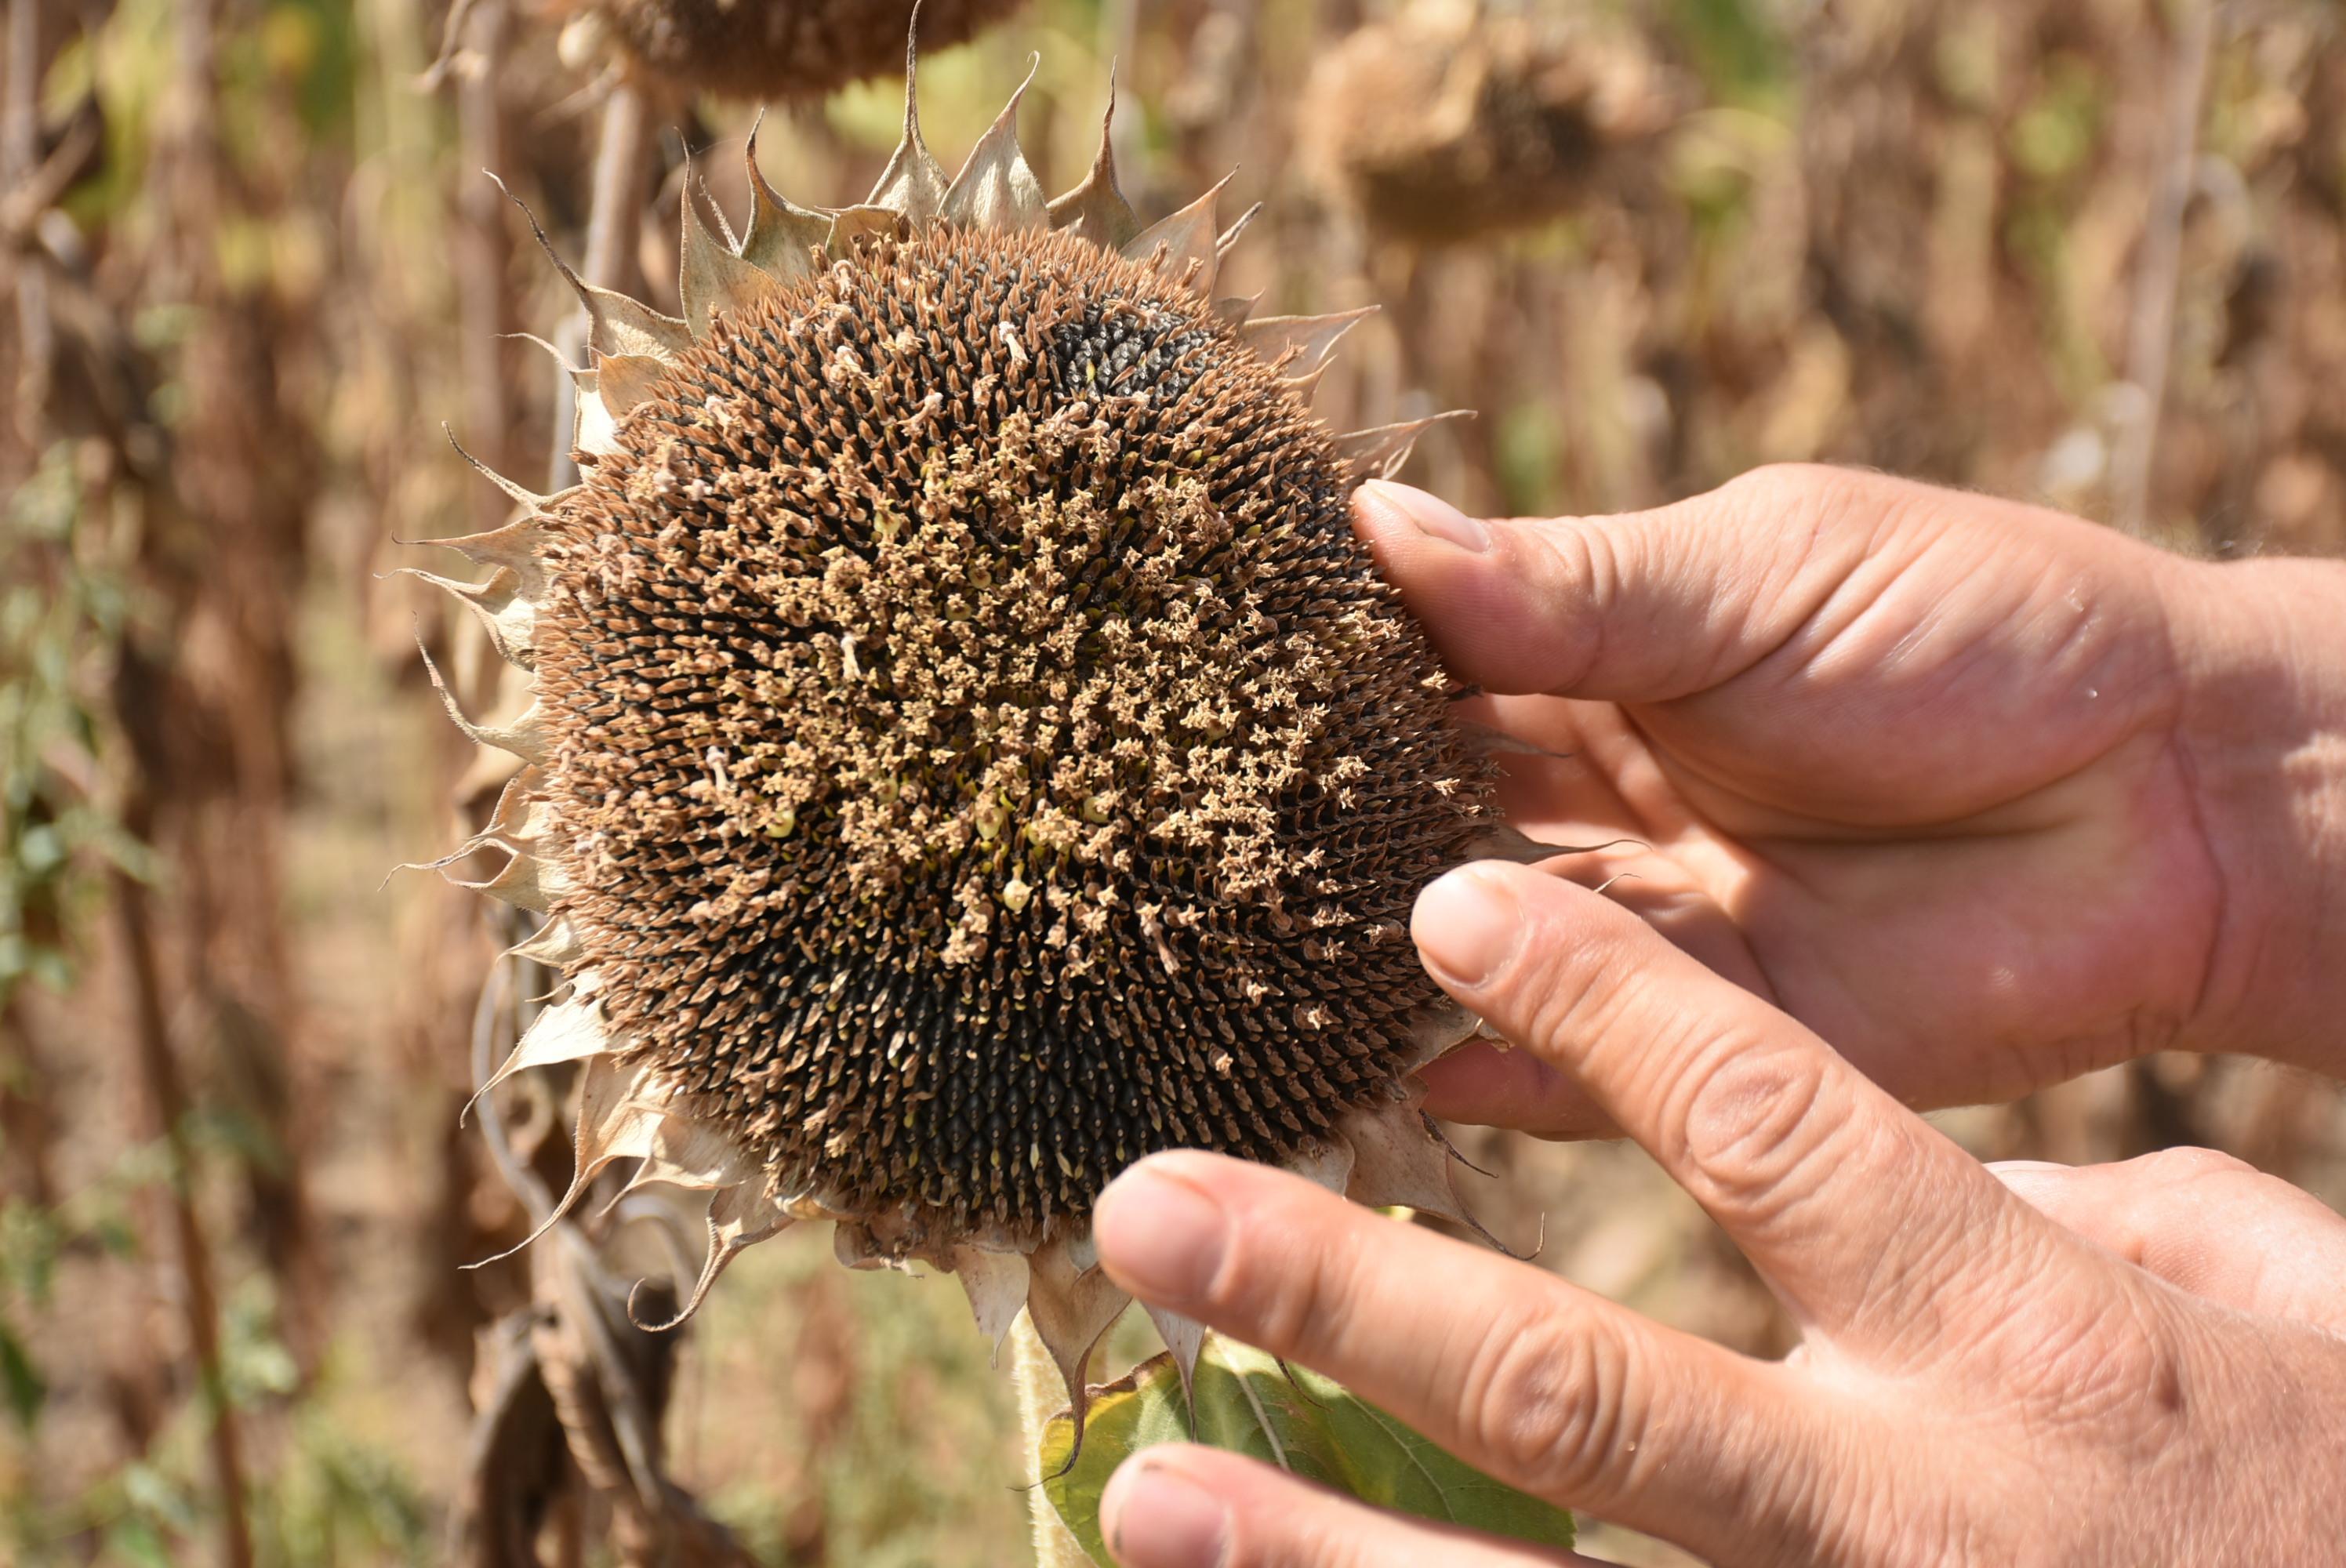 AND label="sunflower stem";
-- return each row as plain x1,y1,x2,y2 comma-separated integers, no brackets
116,870,254,1568
1011,1311,1093,1568
547,78,652,492
2108,0,2215,535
